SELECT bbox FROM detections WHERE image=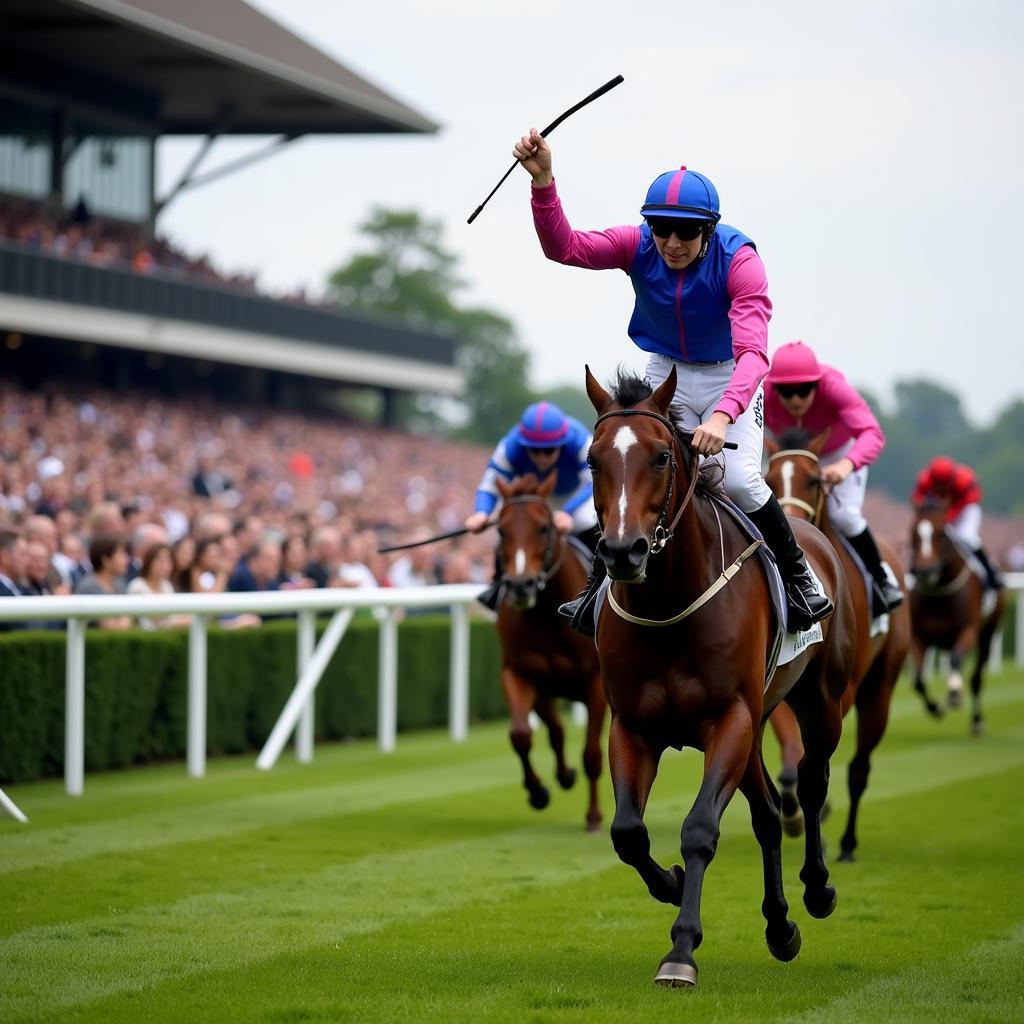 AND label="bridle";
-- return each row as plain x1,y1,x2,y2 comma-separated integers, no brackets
911,515,972,596
768,448,826,524
497,494,567,591
592,408,701,555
